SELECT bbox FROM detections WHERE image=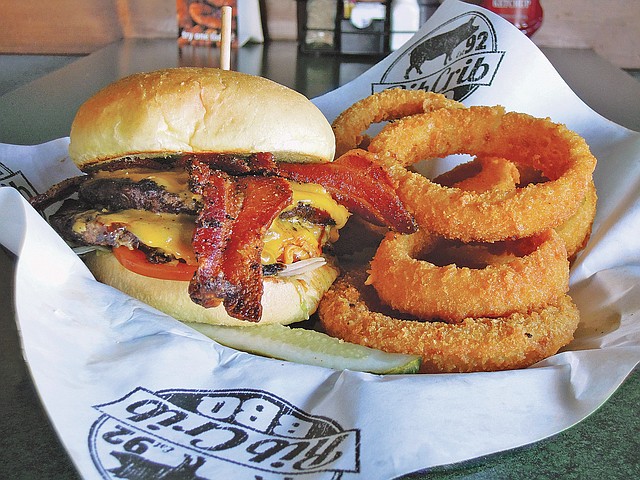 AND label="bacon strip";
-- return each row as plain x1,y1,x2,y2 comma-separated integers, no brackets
188,157,293,321
188,164,239,310
277,150,417,234
29,174,89,211
183,151,416,234
220,176,292,320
